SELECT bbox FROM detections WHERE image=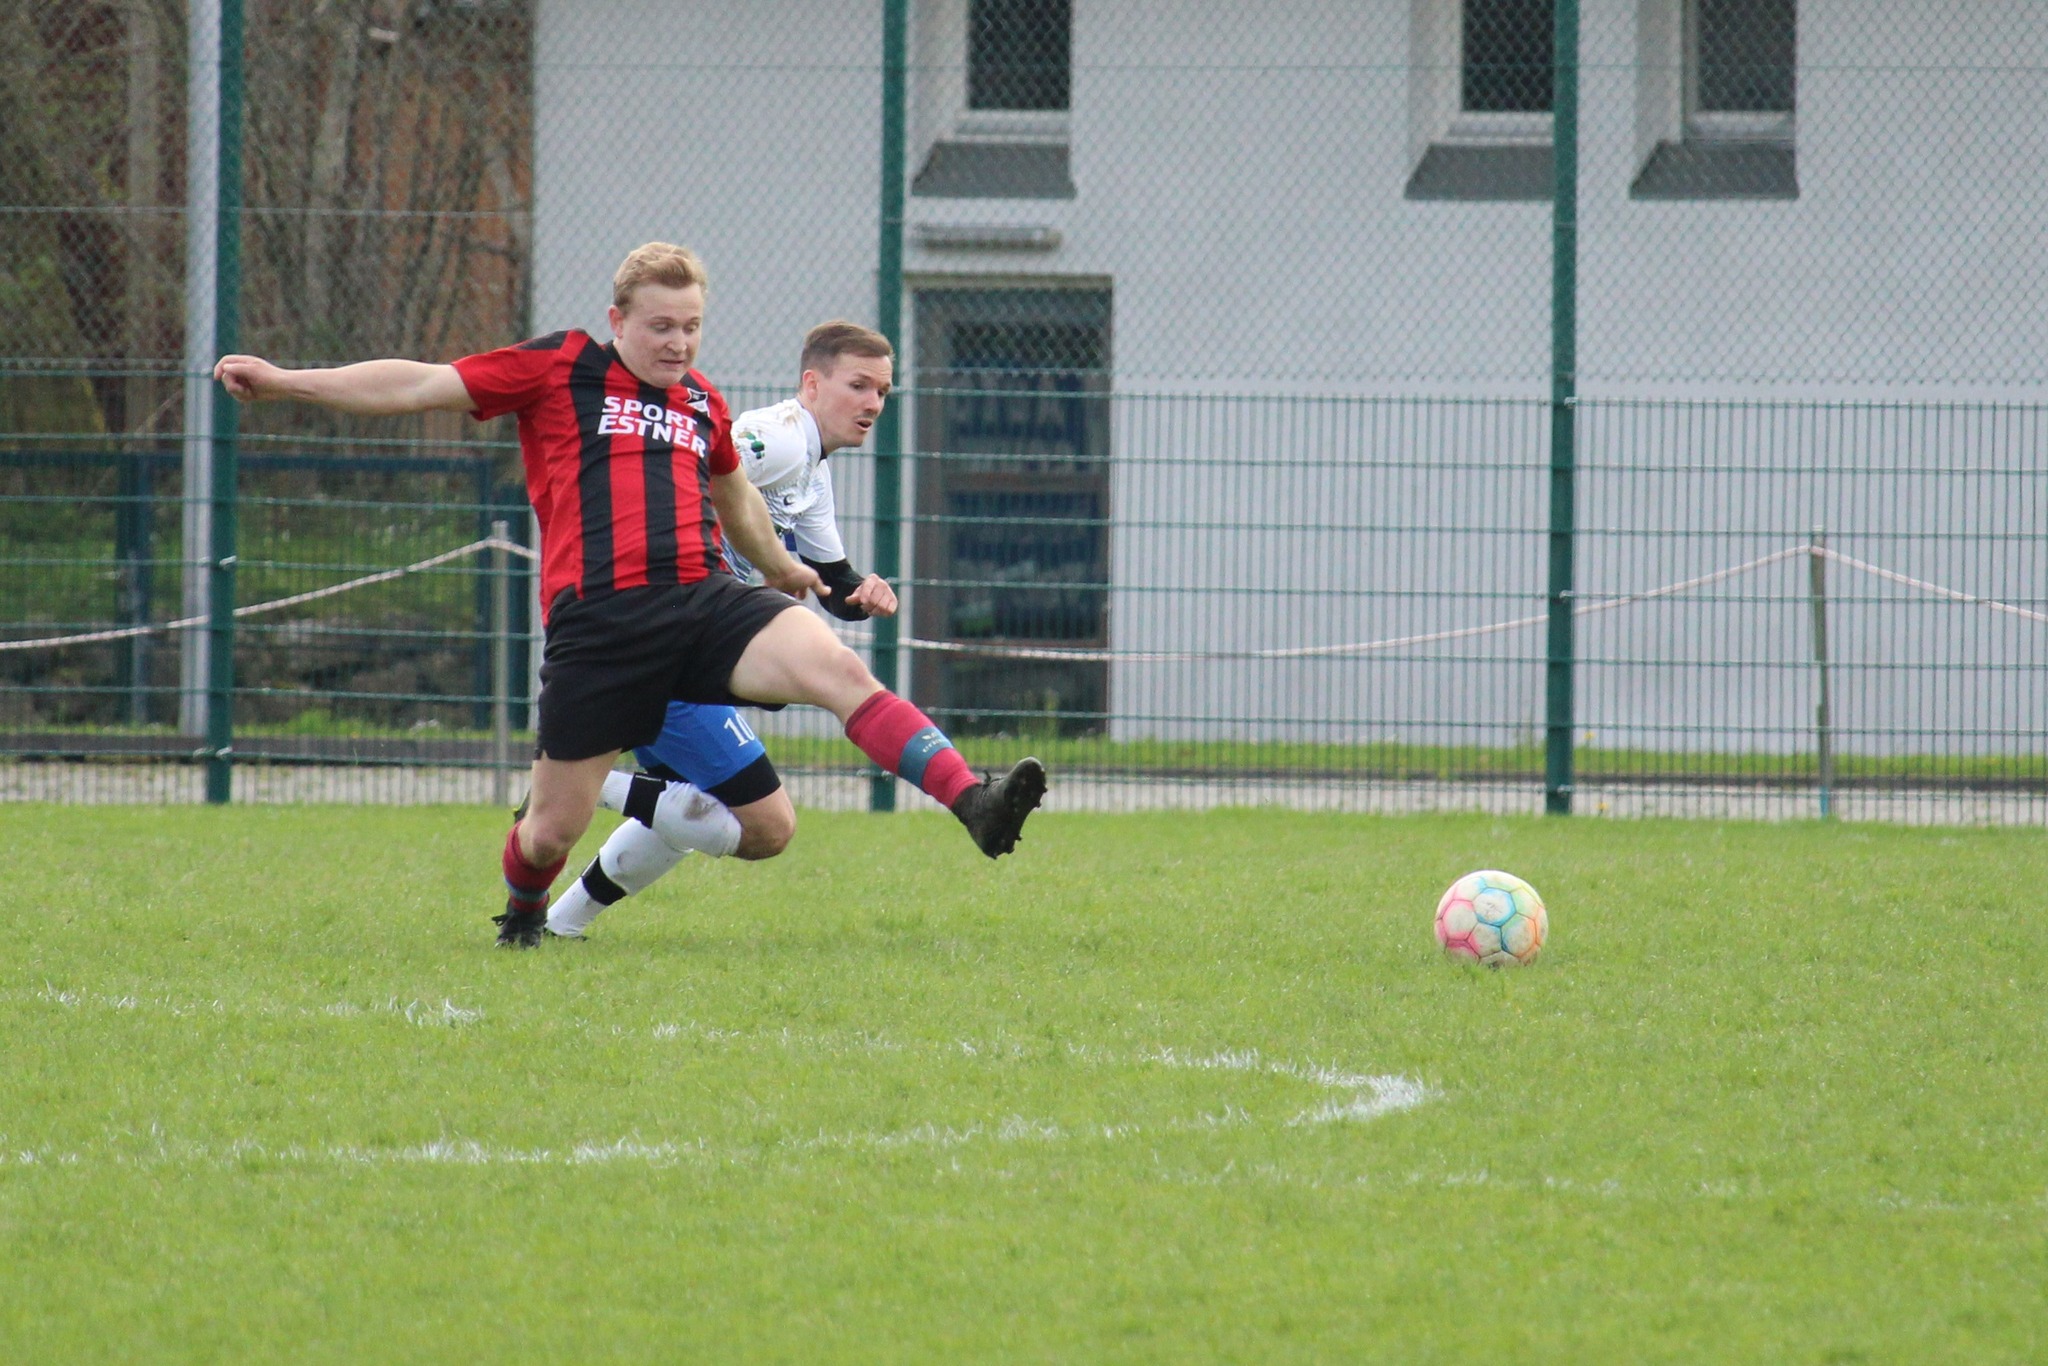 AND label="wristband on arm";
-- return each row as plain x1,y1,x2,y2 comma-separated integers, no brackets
803,556,873,620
